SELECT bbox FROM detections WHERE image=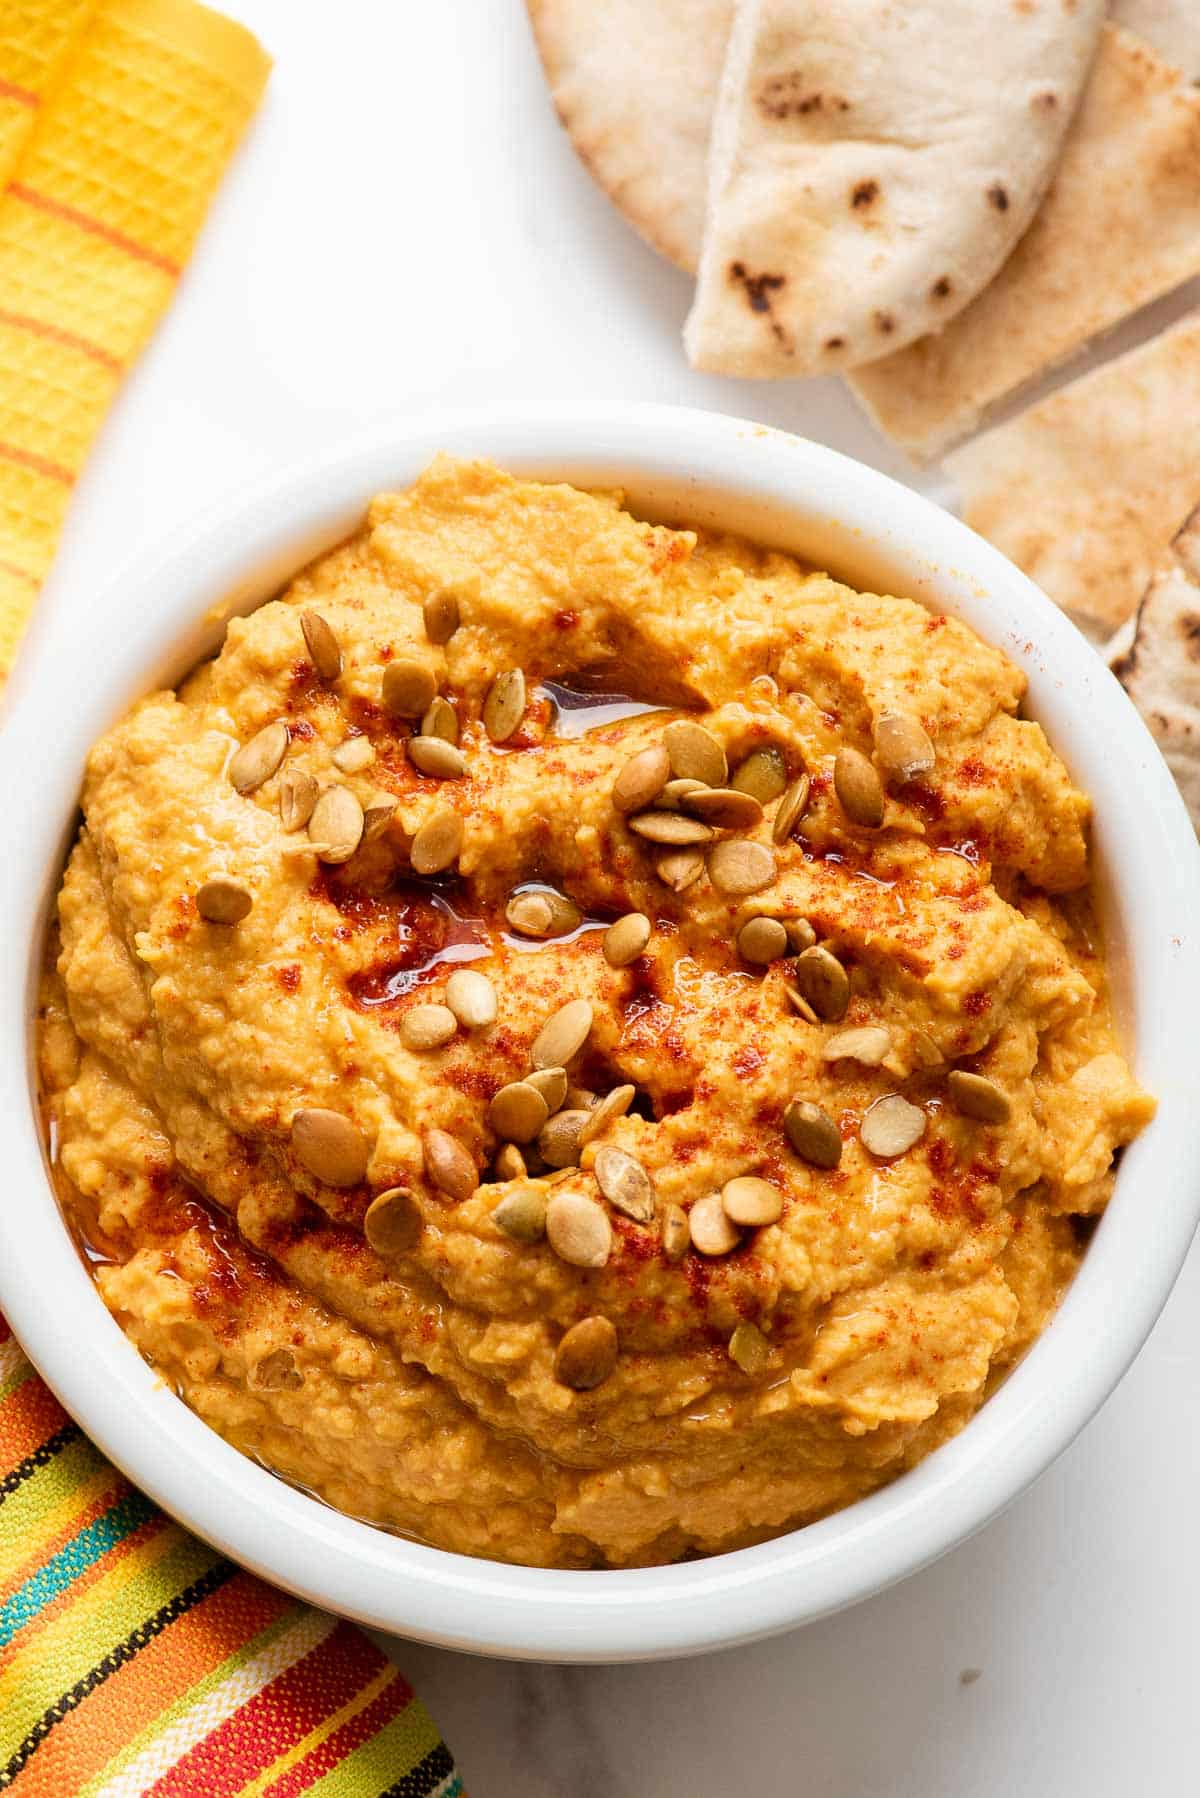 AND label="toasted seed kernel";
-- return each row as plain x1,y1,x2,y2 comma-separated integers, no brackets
874,710,935,783
196,876,252,924
279,768,319,831
421,695,459,743
301,609,342,680
737,915,788,964
913,1029,945,1069
721,1175,782,1227
332,735,374,774
494,1142,528,1182
612,744,671,814
489,1081,551,1144
947,1070,1012,1123
578,1084,636,1147
655,847,705,891
565,1084,597,1112
604,912,651,967
362,790,398,840
661,1204,690,1262
658,777,707,809
364,1187,422,1255
251,1348,303,1391
628,811,714,846
407,735,466,778
664,720,726,785
229,719,289,794
423,589,460,644
526,1066,568,1112
784,1099,843,1168
728,1321,772,1375
784,985,820,1024
505,887,581,938
834,747,885,828
681,786,764,830
546,1191,612,1268
422,1128,477,1200
593,1146,654,1222
411,808,463,875
308,786,364,864
822,1025,893,1067
773,774,812,842
689,1191,741,1256
555,1315,618,1389
731,746,787,805
483,669,526,742
400,1003,458,1051
382,658,437,718
783,916,817,953
493,1182,548,1243
444,967,497,1030
291,1109,369,1186
861,1094,927,1159
531,999,593,1070
707,837,776,896
791,945,850,1021
538,1108,590,1169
